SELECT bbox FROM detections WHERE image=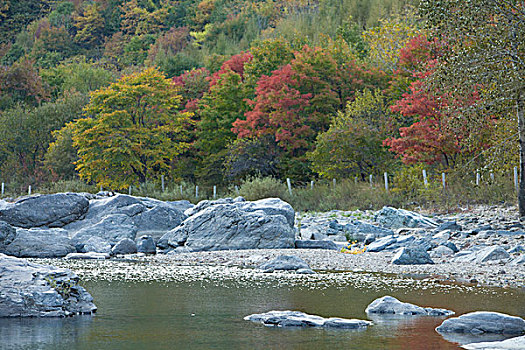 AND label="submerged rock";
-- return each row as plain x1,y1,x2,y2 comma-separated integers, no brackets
365,296,454,316
0,253,96,317
436,312,525,335
375,207,437,229
0,193,89,228
245,310,372,329
462,335,525,349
